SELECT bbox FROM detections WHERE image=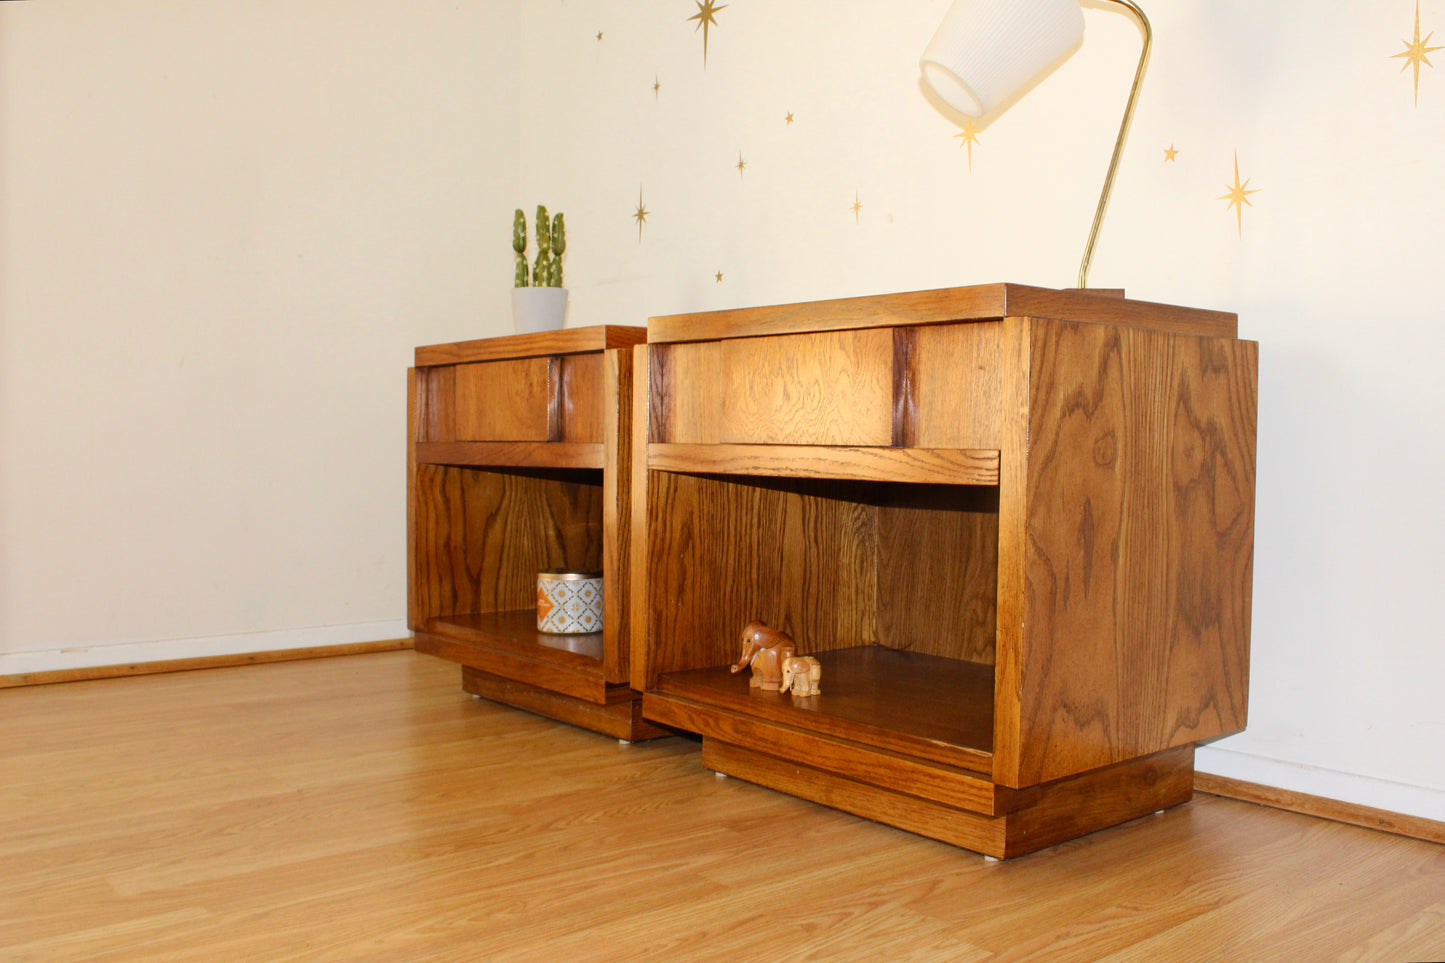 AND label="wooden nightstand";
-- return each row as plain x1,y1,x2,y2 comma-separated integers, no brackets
408,325,667,741
634,284,1258,857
